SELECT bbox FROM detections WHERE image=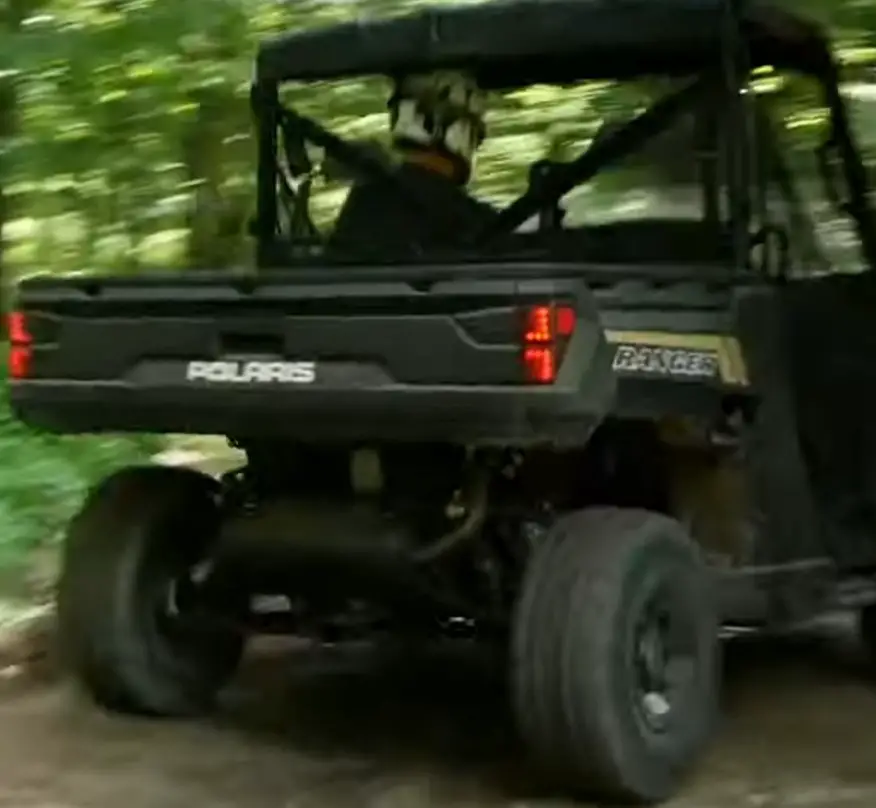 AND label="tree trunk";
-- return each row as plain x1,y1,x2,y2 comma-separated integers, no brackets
182,91,227,270
0,0,28,331
0,76,18,329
